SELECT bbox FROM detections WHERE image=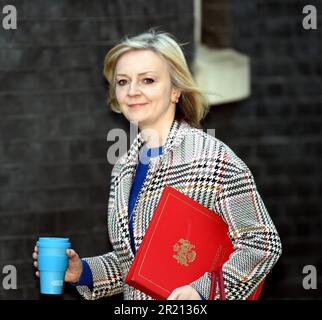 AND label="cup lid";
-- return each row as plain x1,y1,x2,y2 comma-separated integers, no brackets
37,240,71,248
38,237,70,242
